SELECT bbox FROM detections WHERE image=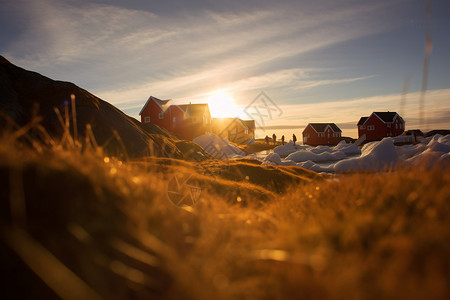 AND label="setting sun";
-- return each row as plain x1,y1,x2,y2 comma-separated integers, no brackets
207,92,240,118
